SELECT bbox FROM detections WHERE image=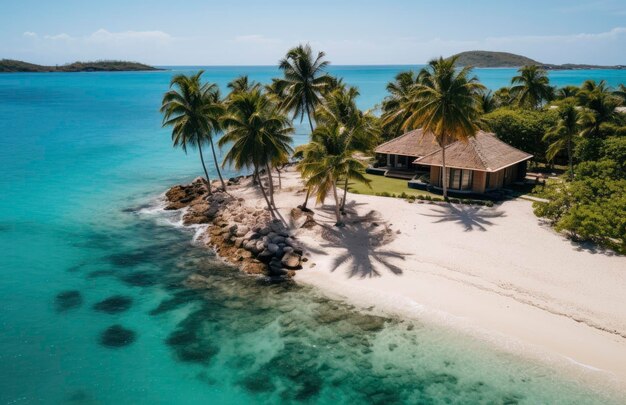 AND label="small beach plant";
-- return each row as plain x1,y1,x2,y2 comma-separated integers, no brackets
160,71,226,193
